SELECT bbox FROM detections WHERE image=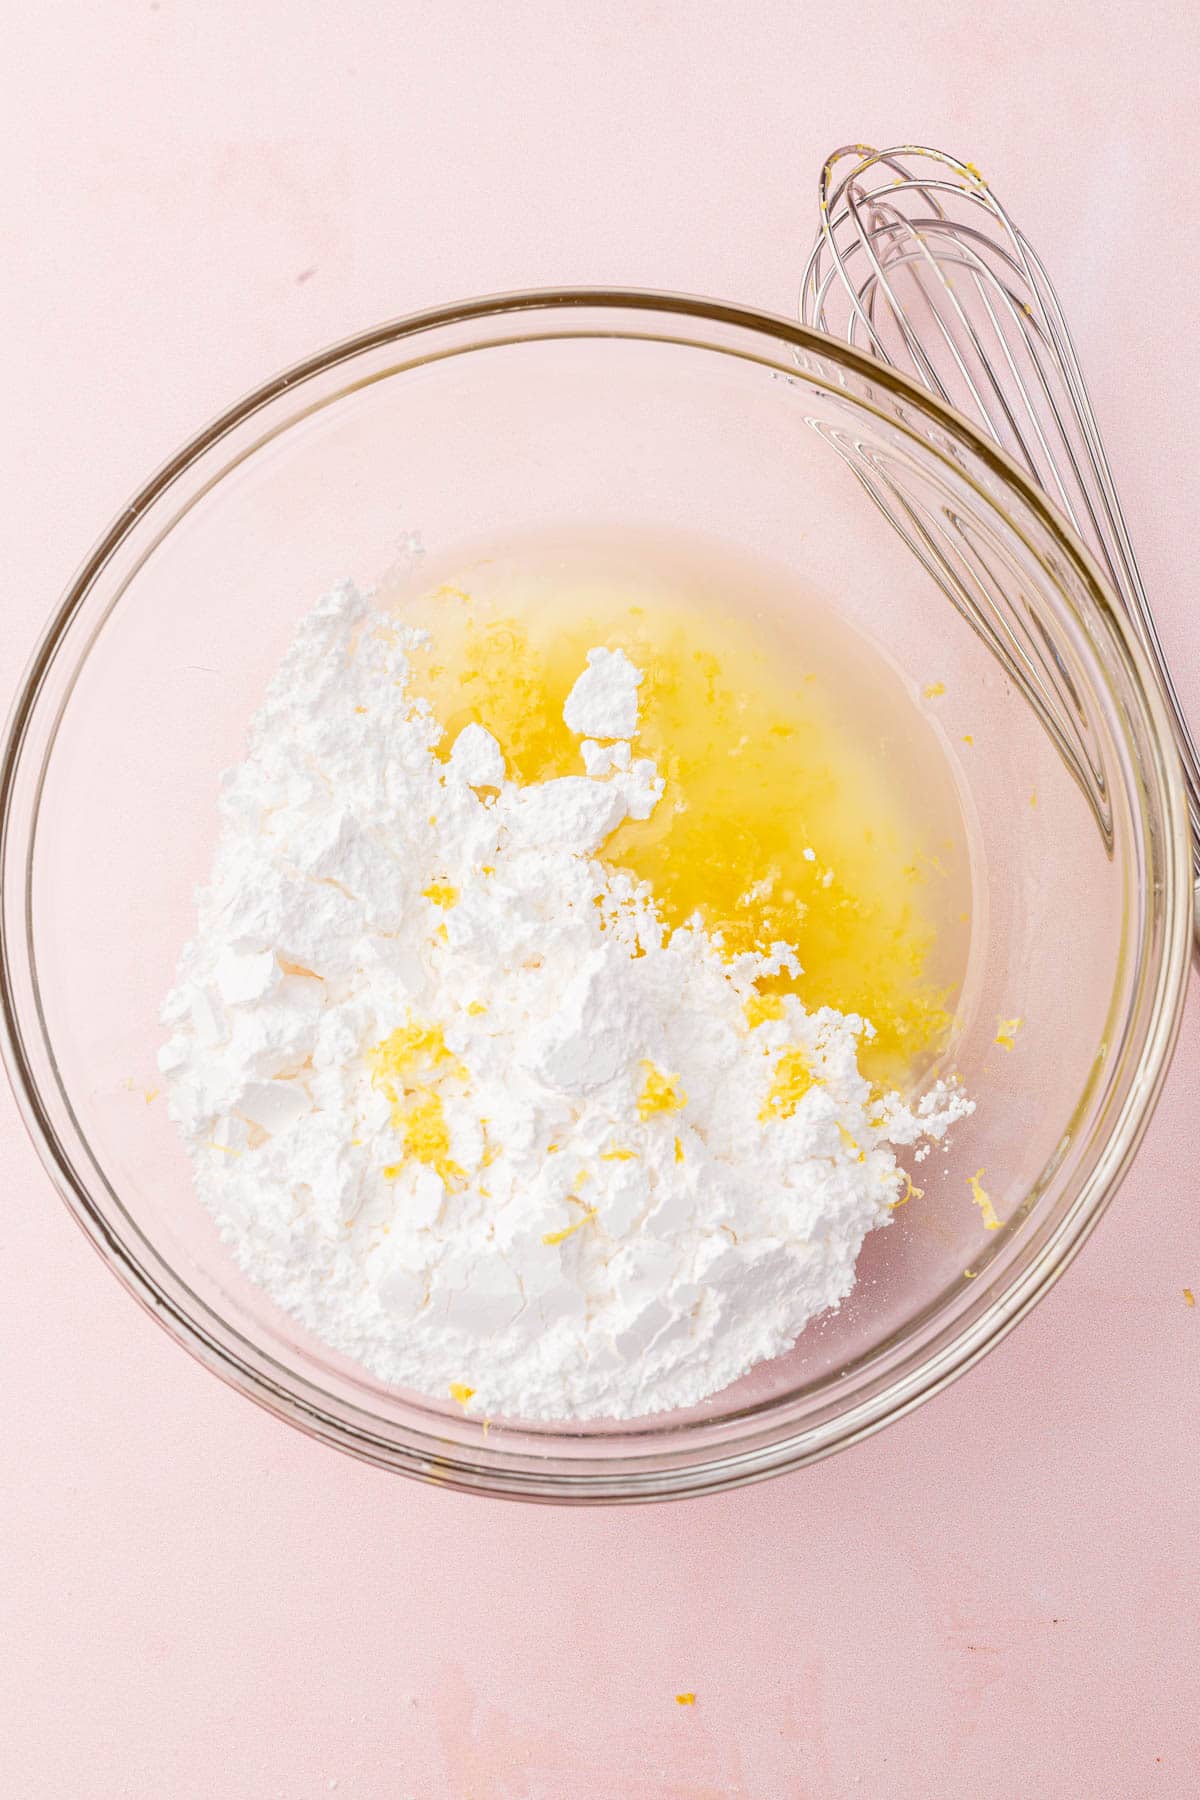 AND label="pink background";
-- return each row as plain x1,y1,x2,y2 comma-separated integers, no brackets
4,5,1199,1795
